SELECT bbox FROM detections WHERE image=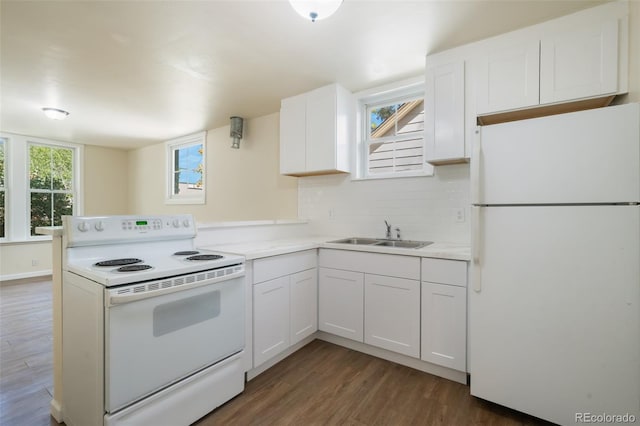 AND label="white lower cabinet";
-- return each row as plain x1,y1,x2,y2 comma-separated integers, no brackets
253,276,290,367
318,267,364,342
252,250,317,368
290,268,318,345
421,282,466,371
421,258,468,372
253,249,469,379
318,249,421,357
364,274,420,357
